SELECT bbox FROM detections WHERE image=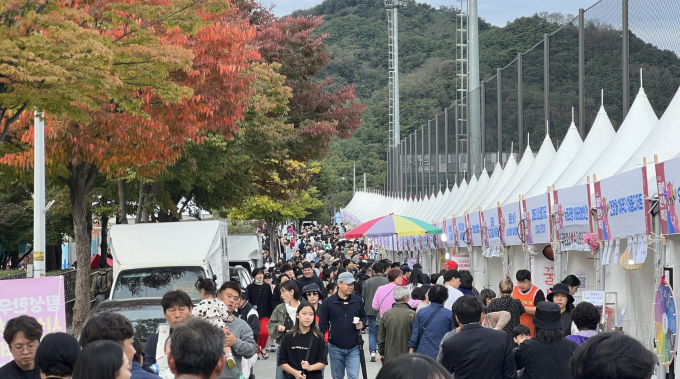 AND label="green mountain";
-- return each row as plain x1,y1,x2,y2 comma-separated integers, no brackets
294,0,680,221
